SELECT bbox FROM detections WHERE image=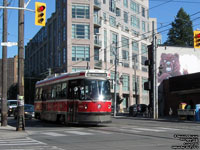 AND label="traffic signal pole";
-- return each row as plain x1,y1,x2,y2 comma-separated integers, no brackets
16,0,25,131
1,0,8,126
152,21,158,119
